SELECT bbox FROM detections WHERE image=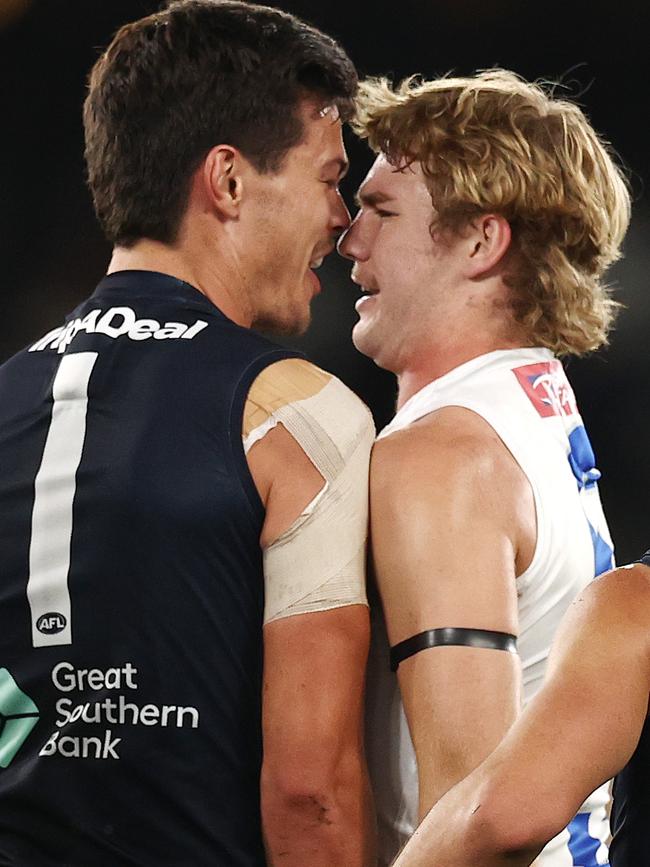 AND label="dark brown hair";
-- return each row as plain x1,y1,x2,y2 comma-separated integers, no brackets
84,0,357,246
